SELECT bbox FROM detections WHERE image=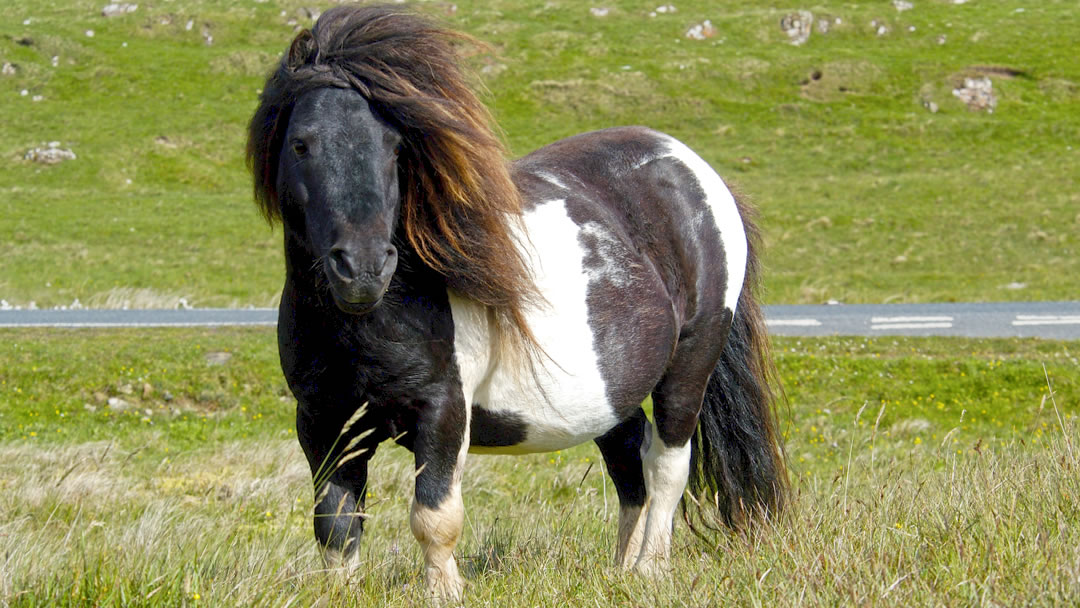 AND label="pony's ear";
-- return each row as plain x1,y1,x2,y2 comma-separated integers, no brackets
287,29,317,70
